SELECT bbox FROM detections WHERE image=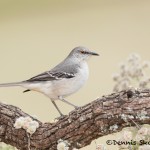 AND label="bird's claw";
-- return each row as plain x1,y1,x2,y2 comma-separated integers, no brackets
74,106,80,109
55,114,67,120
